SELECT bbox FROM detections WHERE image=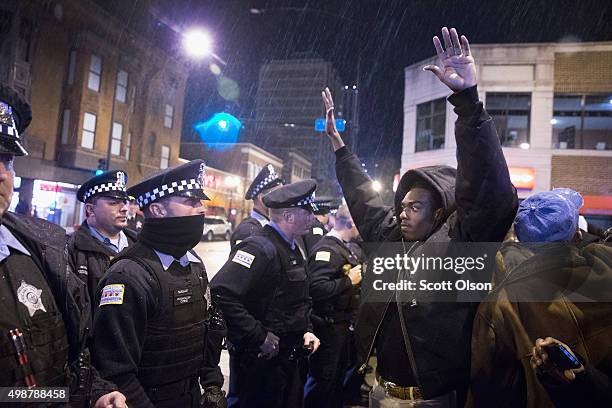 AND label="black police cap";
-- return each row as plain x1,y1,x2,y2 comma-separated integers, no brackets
0,84,31,156
312,196,340,216
127,159,210,209
262,179,318,212
77,170,129,203
245,163,283,200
